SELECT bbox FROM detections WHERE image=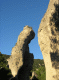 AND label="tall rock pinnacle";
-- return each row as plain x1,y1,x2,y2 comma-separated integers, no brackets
38,0,59,80
7,25,35,80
